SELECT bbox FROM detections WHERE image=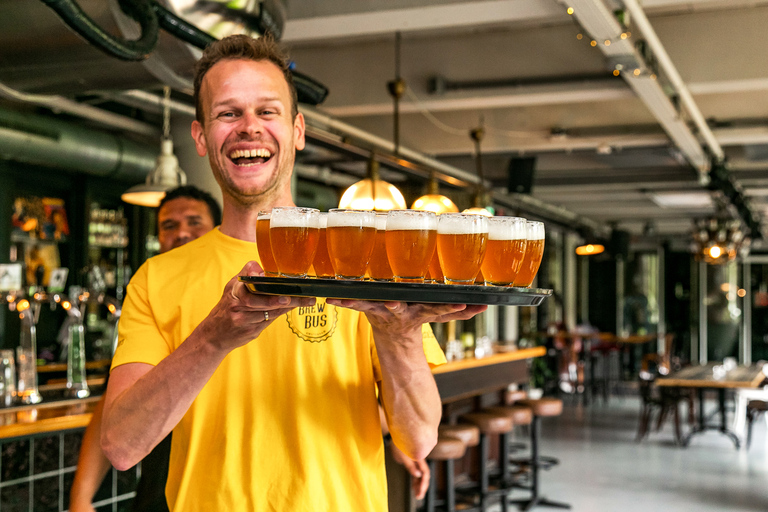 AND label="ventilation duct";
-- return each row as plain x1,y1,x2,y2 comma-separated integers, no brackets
0,106,157,180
